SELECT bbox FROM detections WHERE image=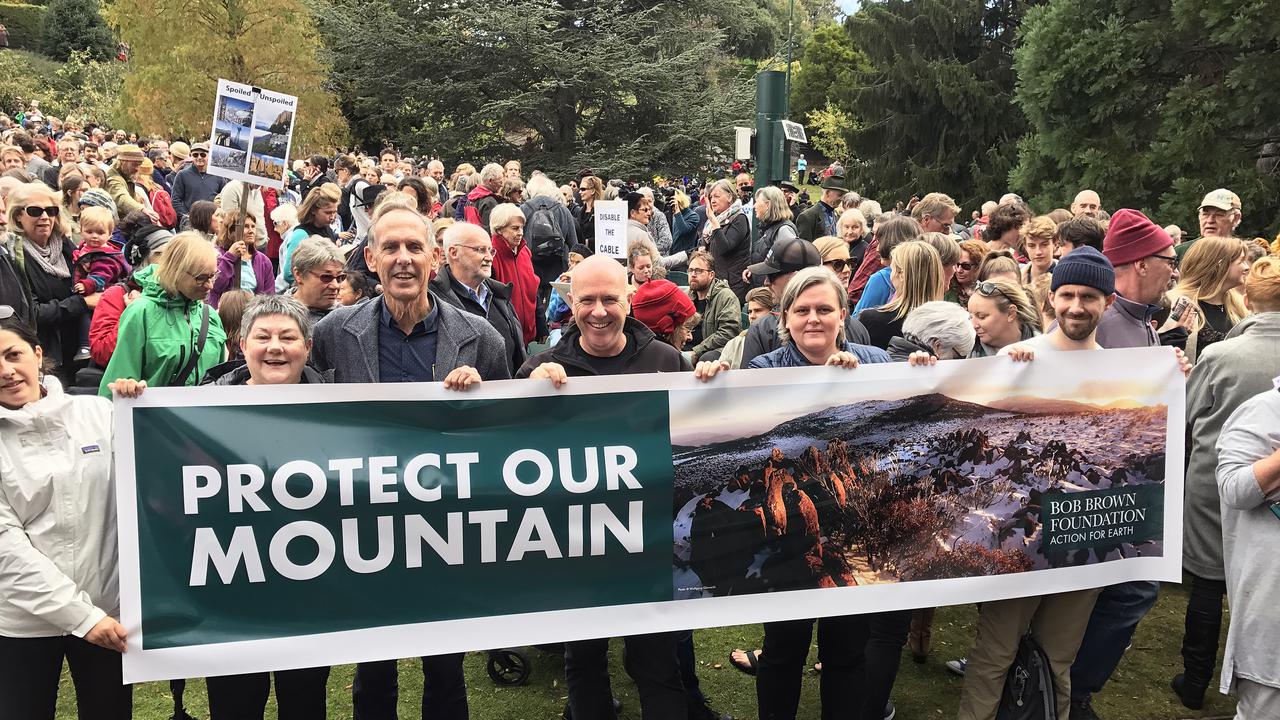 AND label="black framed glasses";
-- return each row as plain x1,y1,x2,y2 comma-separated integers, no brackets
187,271,216,285
975,281,1011,301
312,271,348,285
23,205,59,218
1150,253,1180,270
957,261,975,271
824,259,849,273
